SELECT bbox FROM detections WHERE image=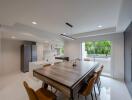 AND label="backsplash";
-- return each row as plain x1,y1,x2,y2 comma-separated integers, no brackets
36,42,64,64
